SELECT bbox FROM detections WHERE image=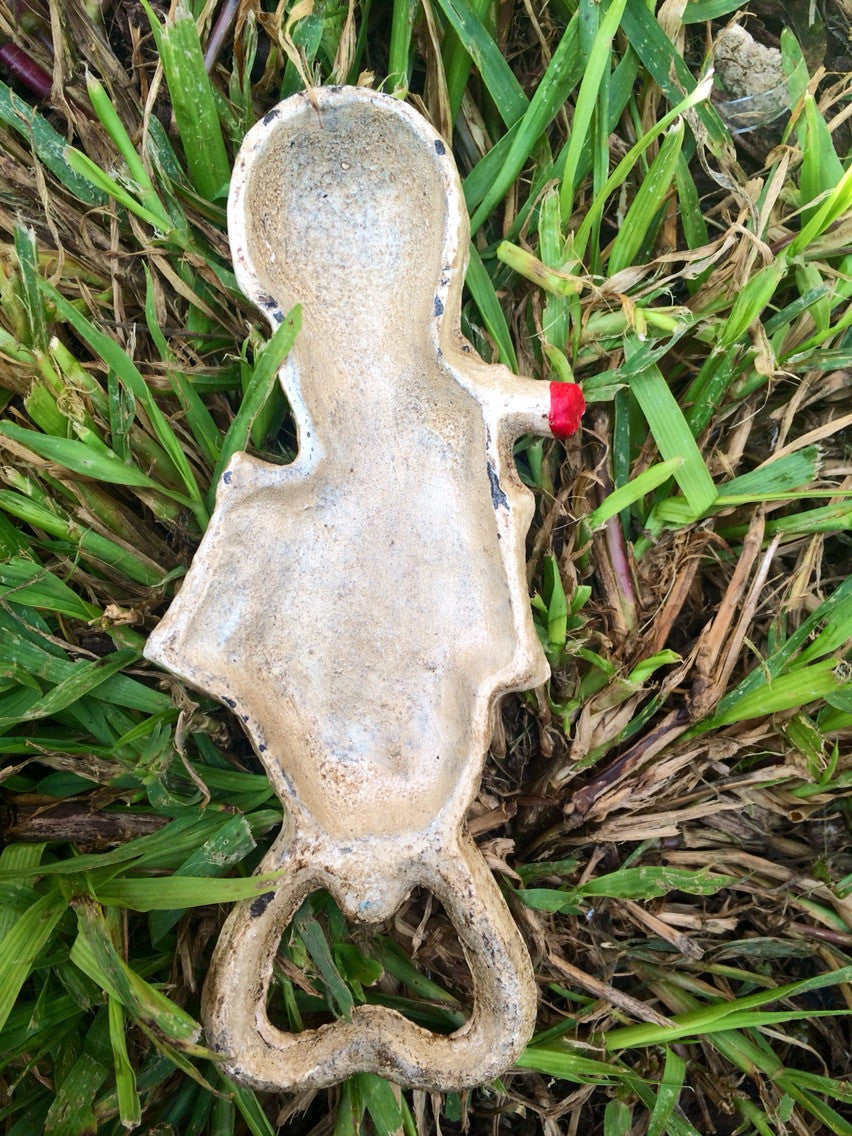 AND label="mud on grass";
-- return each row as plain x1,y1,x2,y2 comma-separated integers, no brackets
0,0,850,1134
